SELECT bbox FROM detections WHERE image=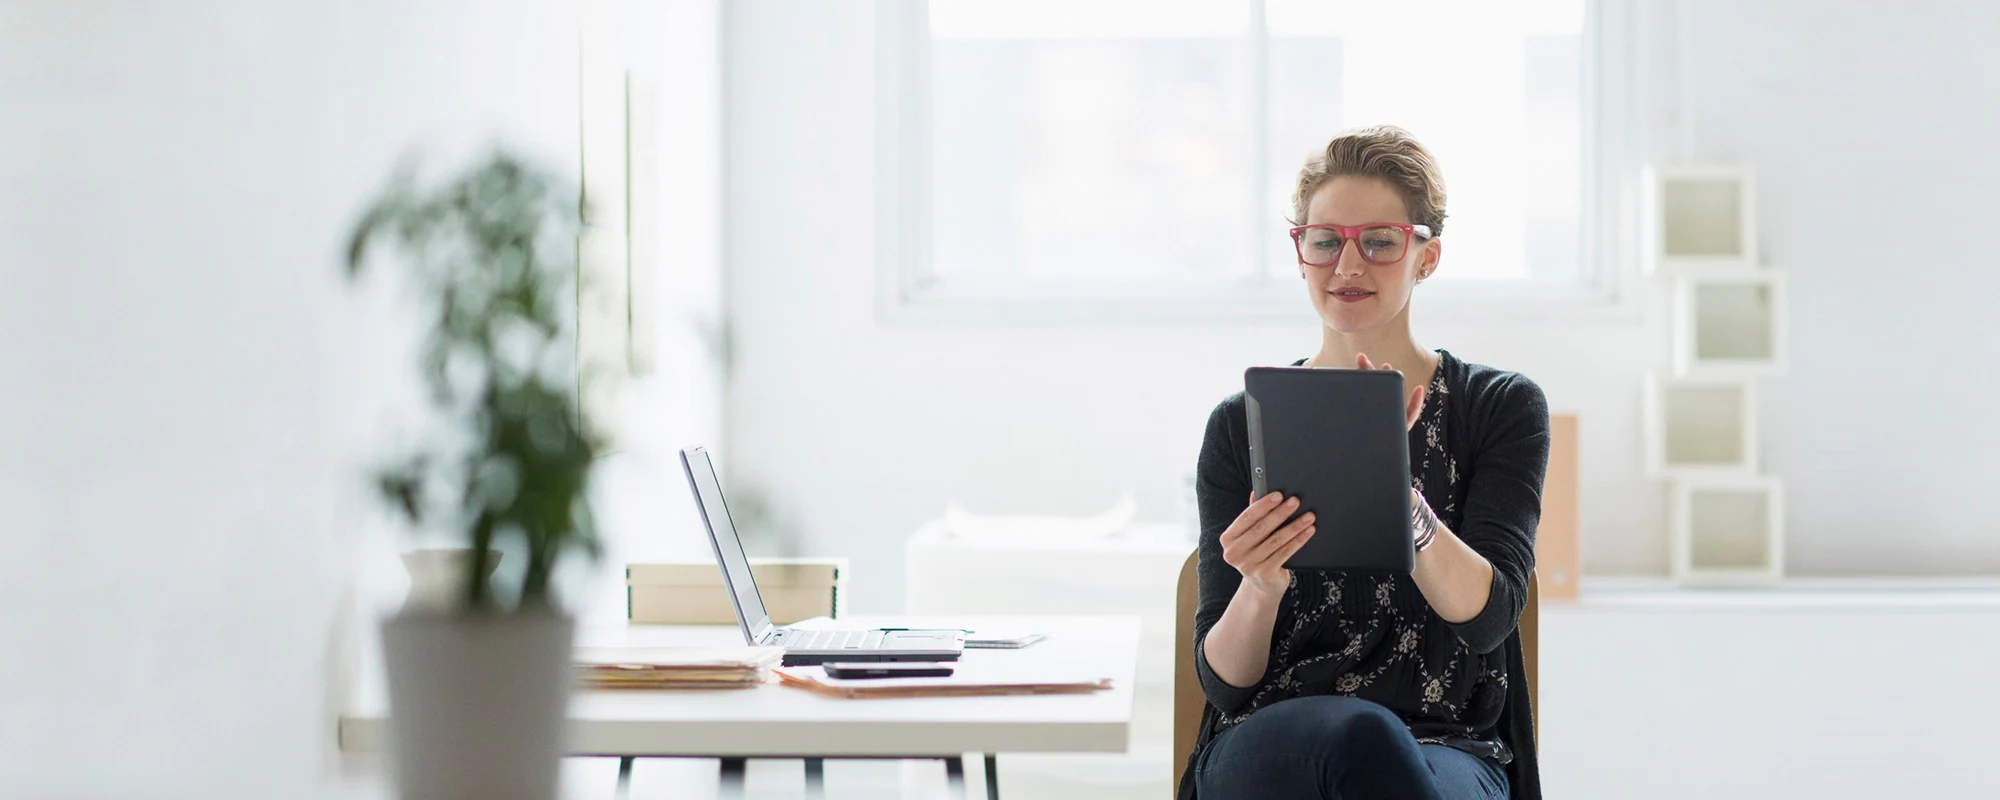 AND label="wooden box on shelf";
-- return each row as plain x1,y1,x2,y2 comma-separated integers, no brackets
1674,268,1788,377
1644,165,1758,273
1671,476,1785,585
1644,373,1759,477
626,558,846,625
